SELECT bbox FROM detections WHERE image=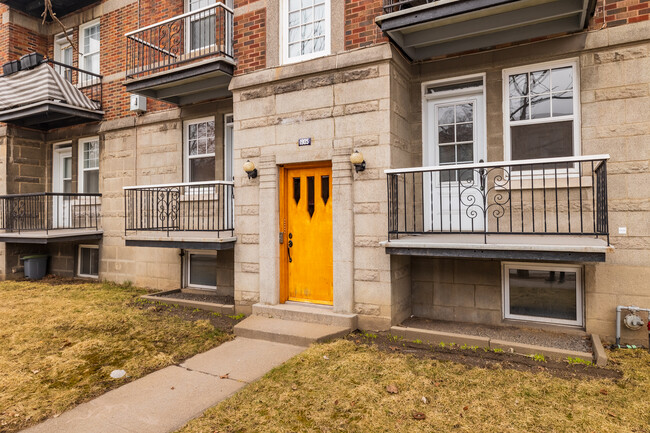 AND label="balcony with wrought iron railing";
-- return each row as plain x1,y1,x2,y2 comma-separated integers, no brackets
0,193,102,243
124,2,235,105
123,181,235,250
383,155,610,262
